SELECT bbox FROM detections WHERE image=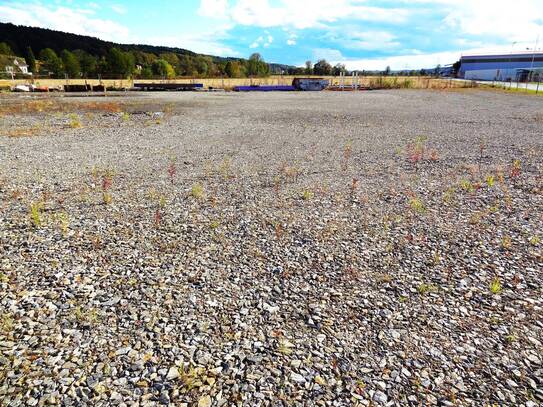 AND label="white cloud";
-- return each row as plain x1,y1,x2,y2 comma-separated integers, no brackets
342,31,400,50
287,39,296,46
198,0,229,18
202,0,409,29
110,4,127,15
0,3,130,41
248,33,273,49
